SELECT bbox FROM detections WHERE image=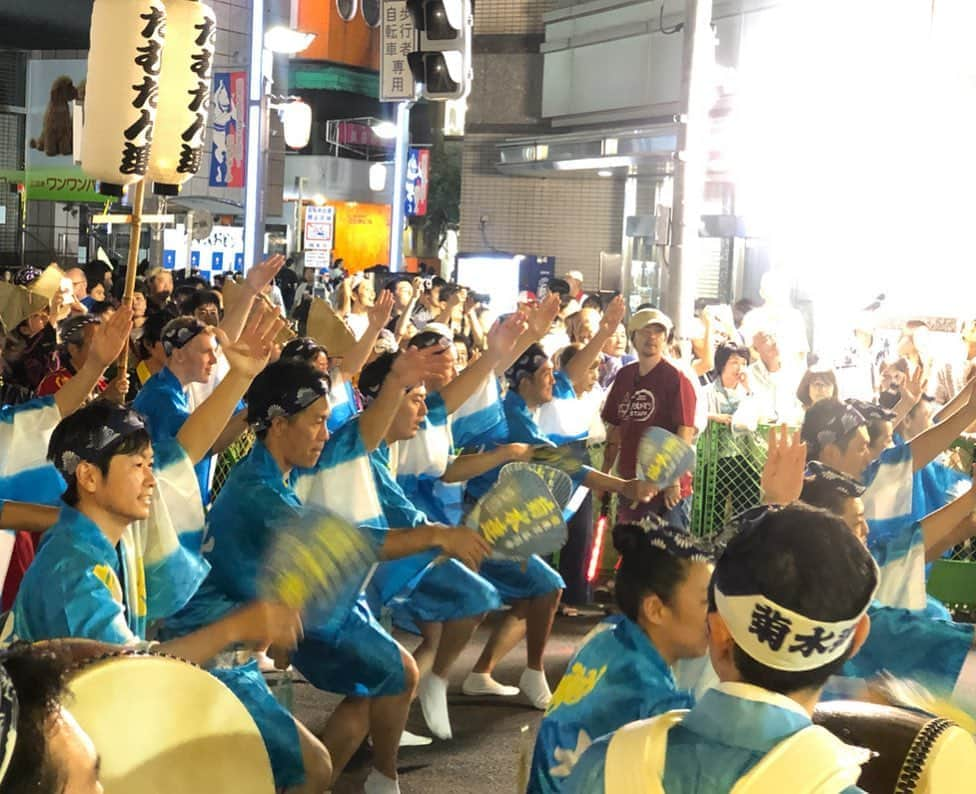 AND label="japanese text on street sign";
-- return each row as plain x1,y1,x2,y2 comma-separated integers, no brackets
380,0,417,101
304,205,335,252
